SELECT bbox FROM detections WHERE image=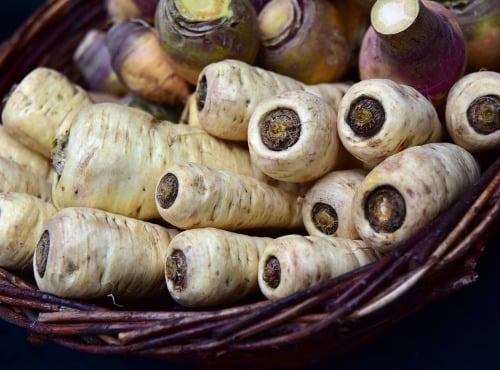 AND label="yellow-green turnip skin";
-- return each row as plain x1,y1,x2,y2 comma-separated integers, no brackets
359,0,467,108
445,71,500,153
165,227,272,307
352,142,480,254
52,103,280,220
33,207,179,299
106,0,159,23
0,192,57,270
337,78,443,166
